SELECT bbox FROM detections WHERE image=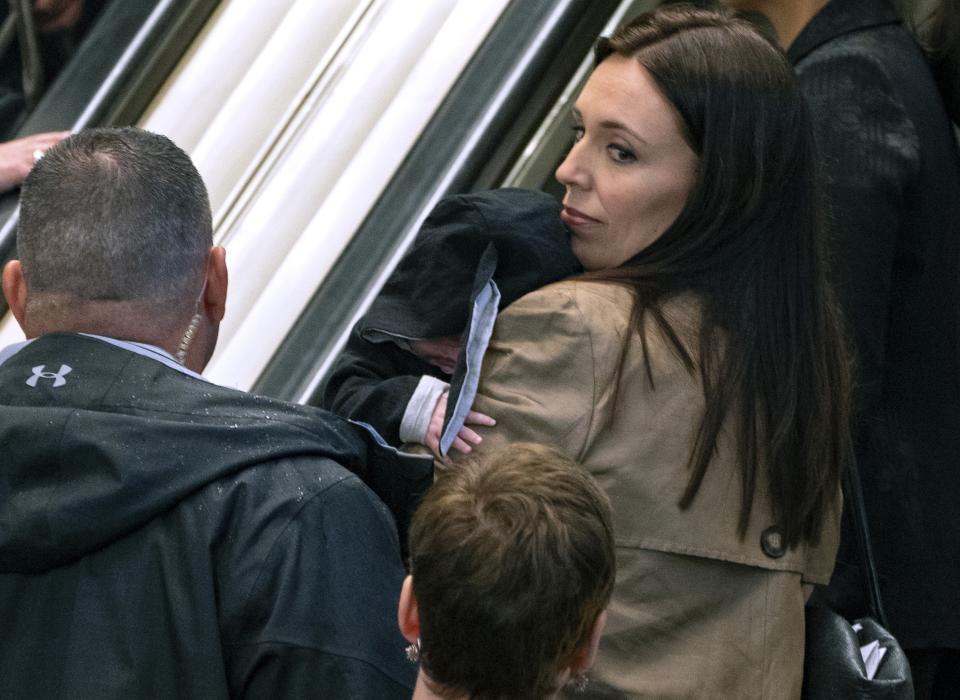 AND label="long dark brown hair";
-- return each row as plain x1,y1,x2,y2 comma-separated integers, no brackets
590,7,854,547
